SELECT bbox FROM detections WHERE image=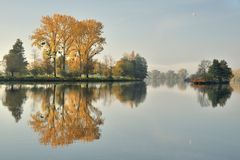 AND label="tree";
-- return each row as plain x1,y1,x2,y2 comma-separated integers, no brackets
134,54,148,80
113,52,148,80
103,55,114,78
114,56,134,77
31,14,62,77
149,70,161,79
31,14,106,78
58,15,76,73
178,69,188,81
80,20,106,78
219,60,233,81
208,59,233,83
3,39,28,77
197,60,211,75
70,20,87,77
